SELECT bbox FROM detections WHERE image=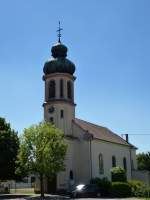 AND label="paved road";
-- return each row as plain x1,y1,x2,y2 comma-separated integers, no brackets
1,198,141,200
0,194,141,200
2,199,141,200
